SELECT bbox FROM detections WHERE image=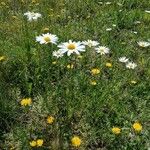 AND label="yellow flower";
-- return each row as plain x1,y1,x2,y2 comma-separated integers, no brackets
52,61,57,65
42,27,49,32
71,136,81,147
90,81,97,85
36,139,44,147
112,127,121,134
106,62,112,68
30,140,37,147
131,80,137,84
91,68,100,75
0,56,6,61
20,98,32,106
133,122,142,132
47,116,54,124
67,64,74,69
